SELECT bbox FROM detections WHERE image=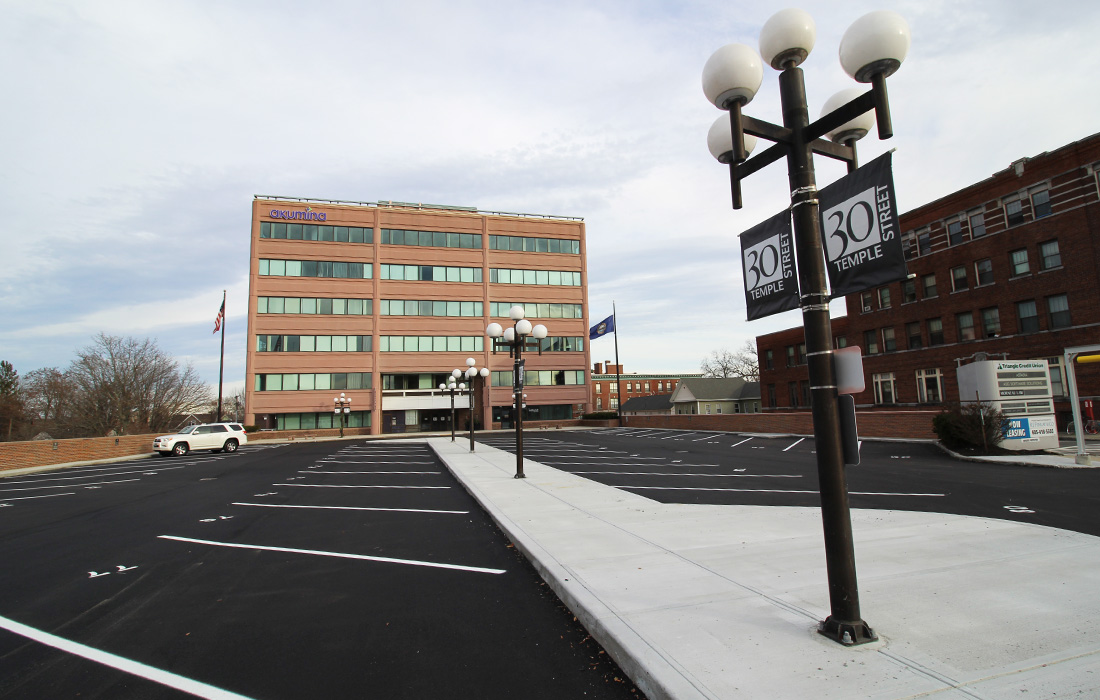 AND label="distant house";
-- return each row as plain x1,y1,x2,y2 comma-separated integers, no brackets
620,393,674,416
671,378,761,415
